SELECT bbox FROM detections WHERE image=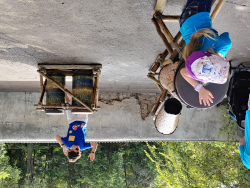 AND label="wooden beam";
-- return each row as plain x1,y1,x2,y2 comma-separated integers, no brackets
155,0,168,14
38,64,102,70
37,70,93,112
46,70,93,76
34,104,89,109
